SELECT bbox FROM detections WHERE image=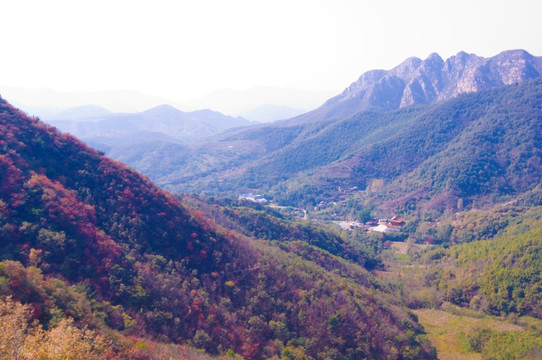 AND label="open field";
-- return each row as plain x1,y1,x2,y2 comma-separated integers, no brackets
413,307,533,360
